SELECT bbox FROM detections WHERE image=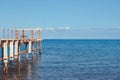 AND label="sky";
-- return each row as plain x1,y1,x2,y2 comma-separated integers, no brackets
0,0,120,39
